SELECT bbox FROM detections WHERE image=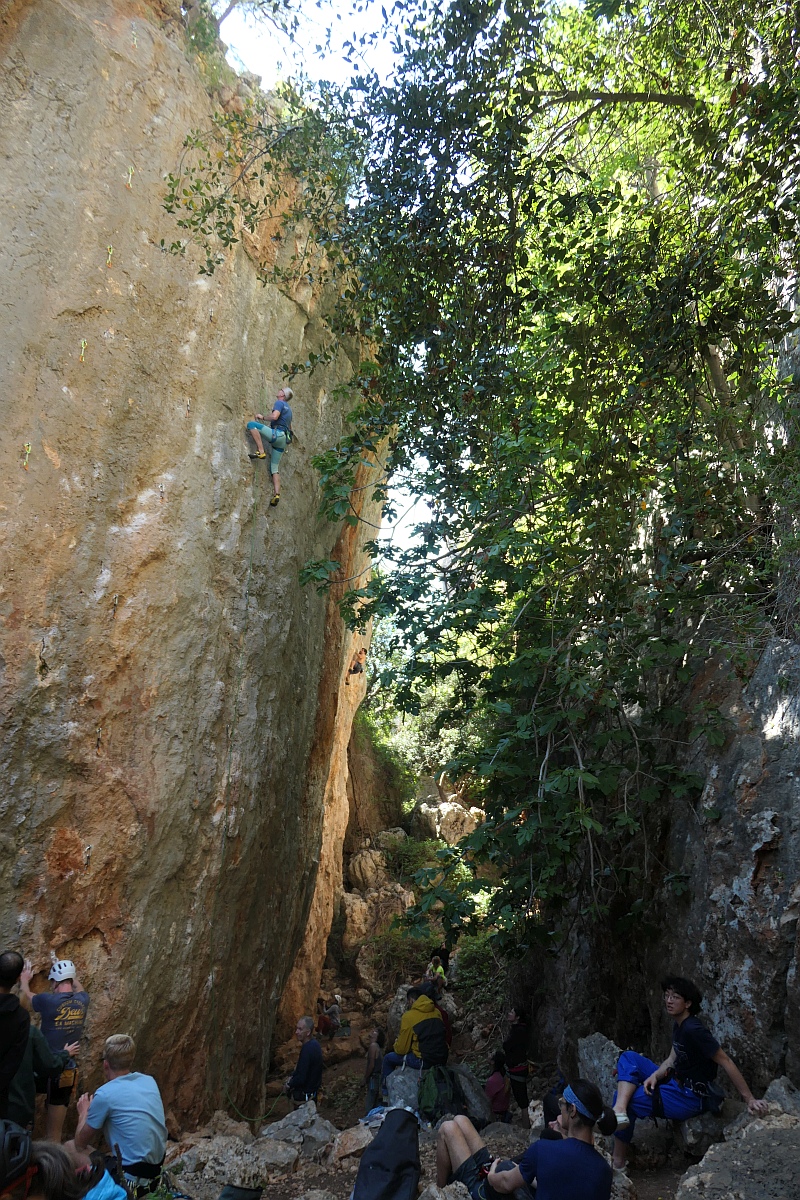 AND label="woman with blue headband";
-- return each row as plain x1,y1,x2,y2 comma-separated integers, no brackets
436,1078,616,1200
